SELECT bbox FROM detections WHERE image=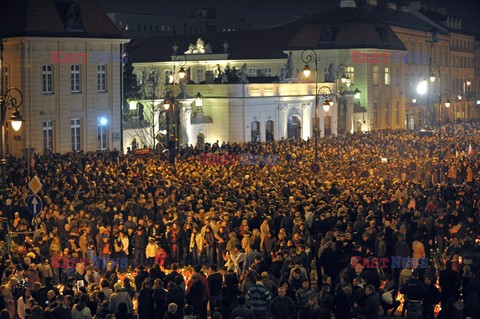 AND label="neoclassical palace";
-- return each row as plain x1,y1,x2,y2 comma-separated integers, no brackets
125,0,475,151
